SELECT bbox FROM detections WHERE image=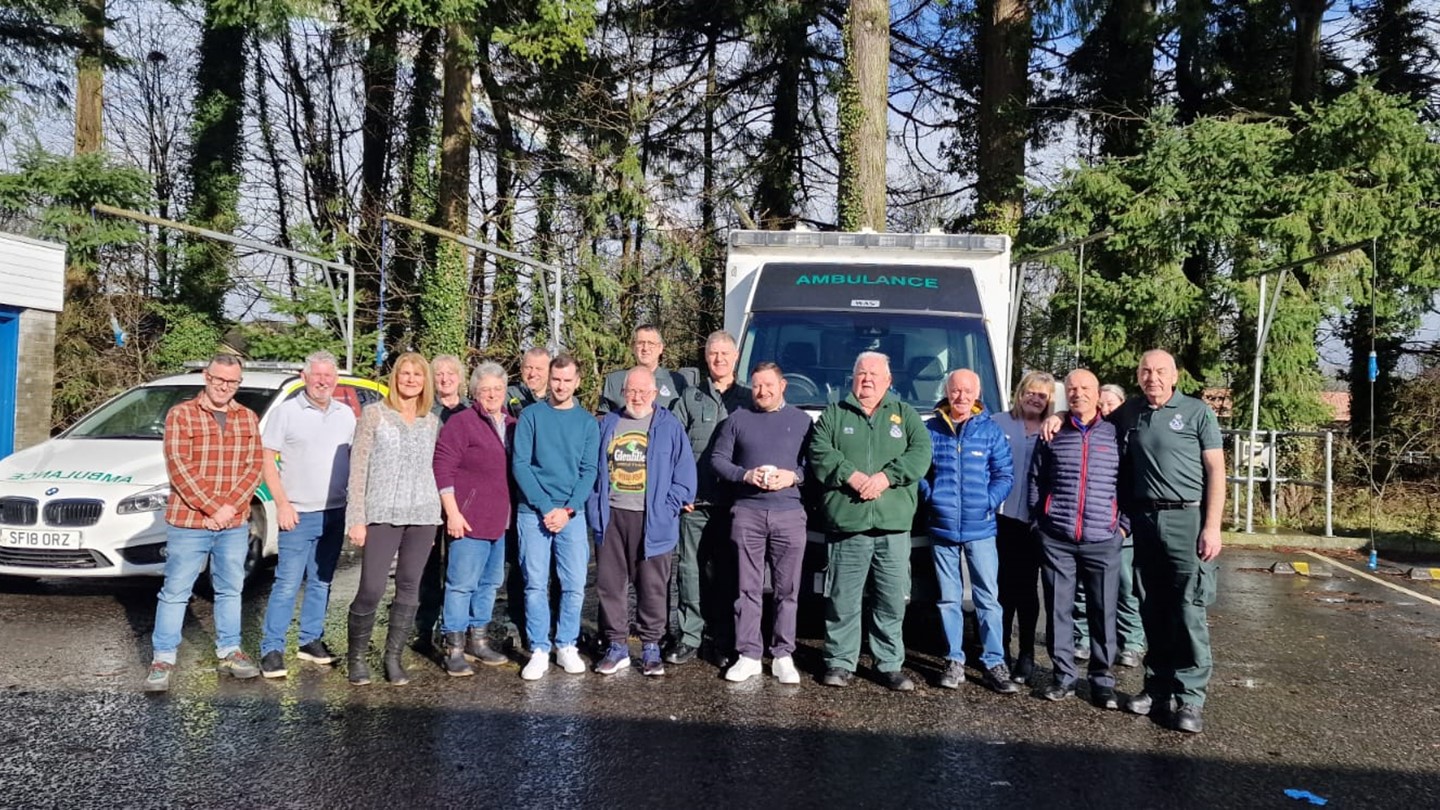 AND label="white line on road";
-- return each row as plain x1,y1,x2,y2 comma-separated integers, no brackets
1301,549,1440,608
